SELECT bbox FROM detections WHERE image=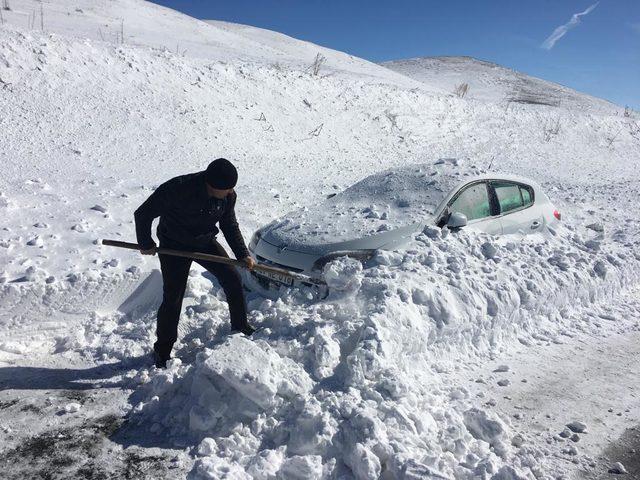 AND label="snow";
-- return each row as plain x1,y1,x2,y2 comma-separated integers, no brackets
566,421,588,434
0,0,421,85
609,462,628,474
322,256,364,292
261,159,472,251
1,0,640,479
382,56,619,114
